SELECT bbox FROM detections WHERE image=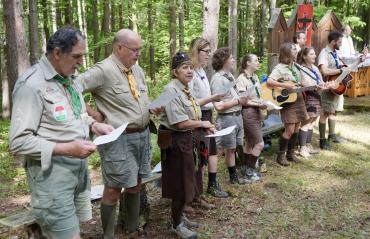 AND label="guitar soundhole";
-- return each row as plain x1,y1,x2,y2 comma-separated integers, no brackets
277,95,288,103
281,89,289,97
